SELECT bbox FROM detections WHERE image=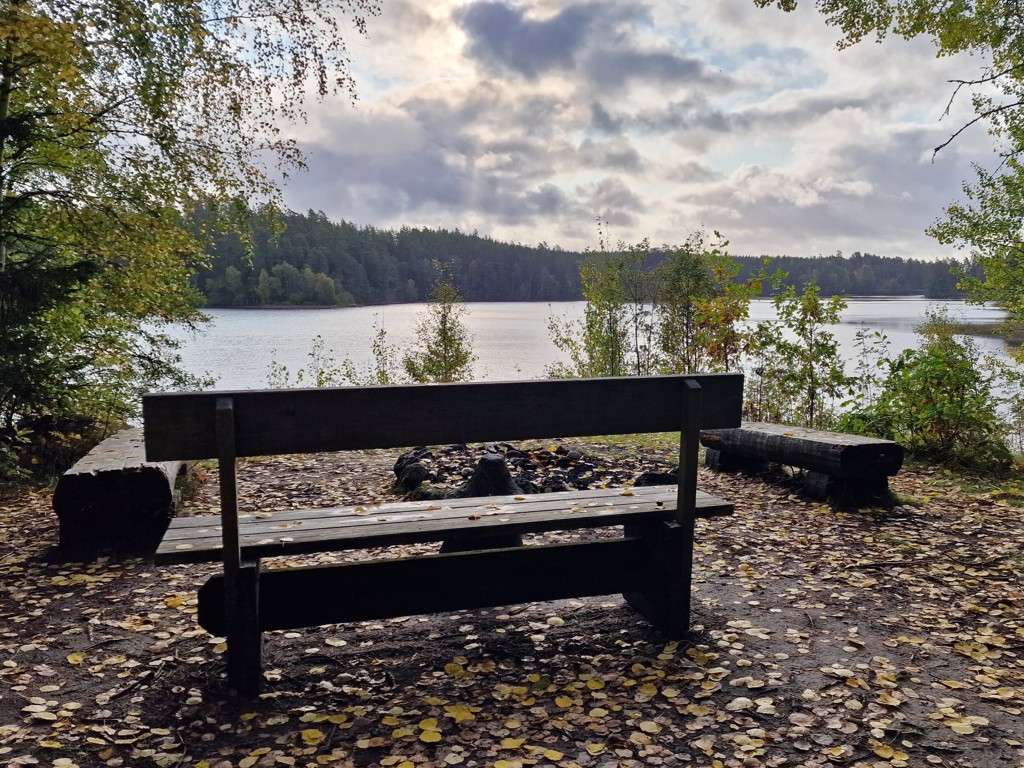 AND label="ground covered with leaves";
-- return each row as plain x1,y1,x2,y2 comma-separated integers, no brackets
0,444,1021,768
